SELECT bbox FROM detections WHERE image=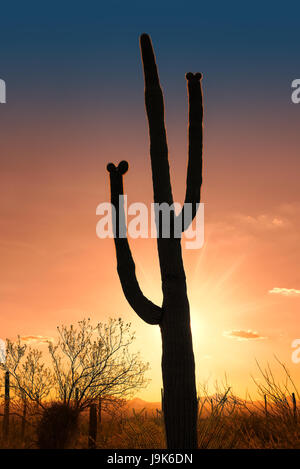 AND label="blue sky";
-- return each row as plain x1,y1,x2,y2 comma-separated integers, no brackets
1,1,299,105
